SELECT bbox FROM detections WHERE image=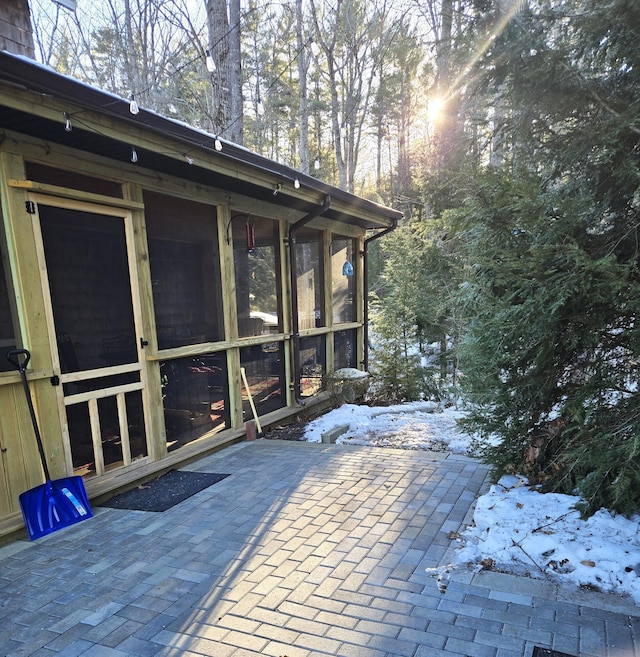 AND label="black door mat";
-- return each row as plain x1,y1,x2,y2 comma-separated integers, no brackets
99,470,230,512
532,648,577,657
